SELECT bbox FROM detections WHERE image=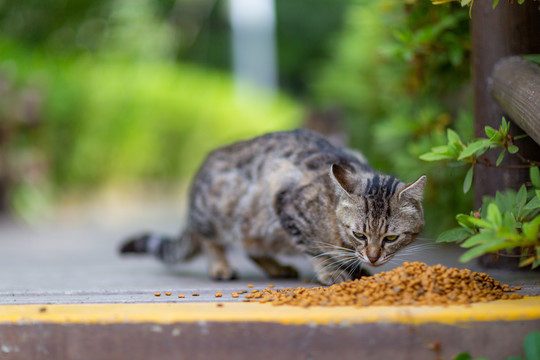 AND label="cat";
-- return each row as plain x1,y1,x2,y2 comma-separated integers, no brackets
120,129,426,285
